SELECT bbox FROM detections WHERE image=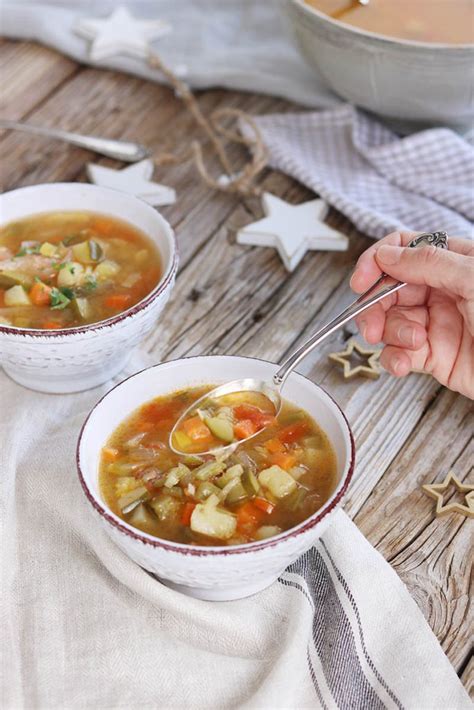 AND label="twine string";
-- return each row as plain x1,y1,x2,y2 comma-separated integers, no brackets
148,51,267,197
